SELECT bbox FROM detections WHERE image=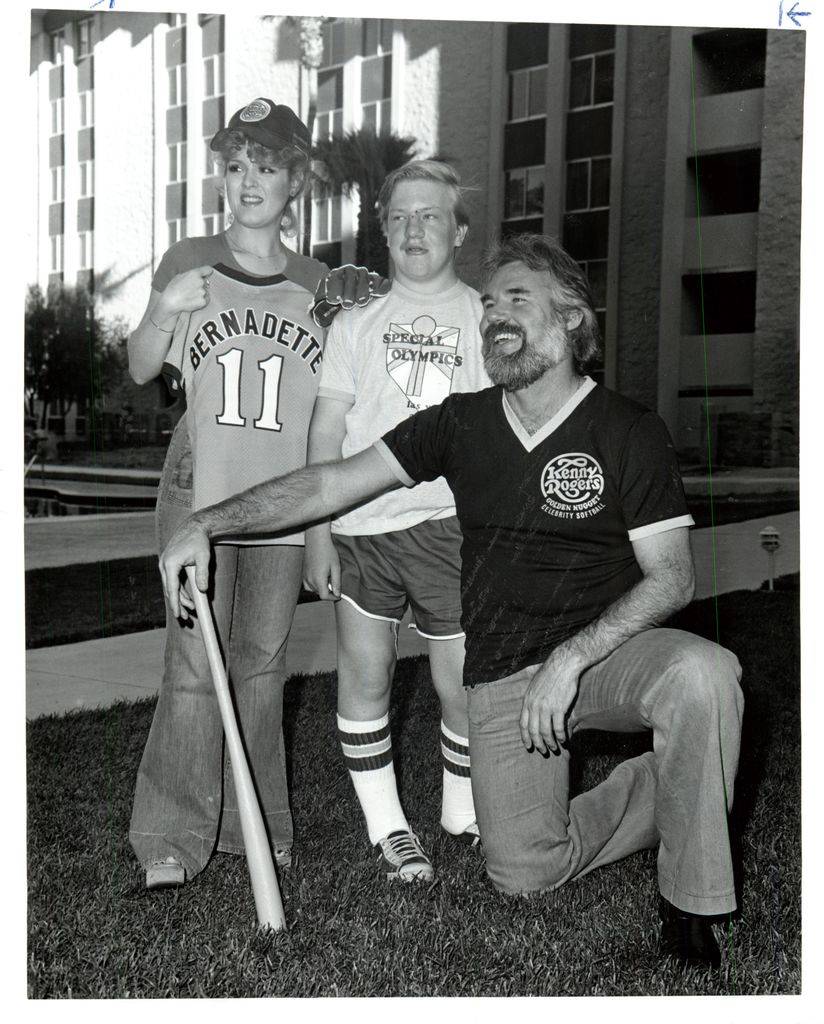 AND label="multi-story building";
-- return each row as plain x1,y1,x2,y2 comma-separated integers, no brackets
29,12,803,464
